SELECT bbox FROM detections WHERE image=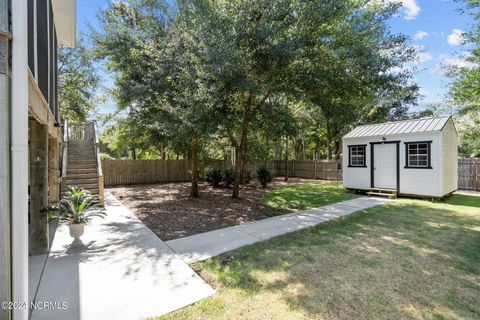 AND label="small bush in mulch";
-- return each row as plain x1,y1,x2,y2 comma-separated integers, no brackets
223,168,235,187
242,170,253,185
205,167,223,187
257,166,273,188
